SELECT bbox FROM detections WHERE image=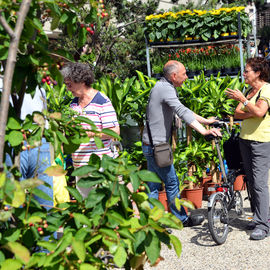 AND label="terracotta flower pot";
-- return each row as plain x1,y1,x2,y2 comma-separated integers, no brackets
184,187,203,209
204,181,217,197
234,175,246,191
158,190,169,212
202,176,212,195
